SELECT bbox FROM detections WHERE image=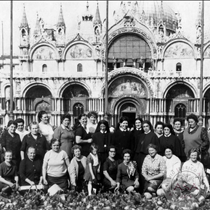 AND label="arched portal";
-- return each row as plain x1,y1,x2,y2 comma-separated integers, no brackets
62,84,89,120
165,84,194,122
204,88,210,118
25,85,52,112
